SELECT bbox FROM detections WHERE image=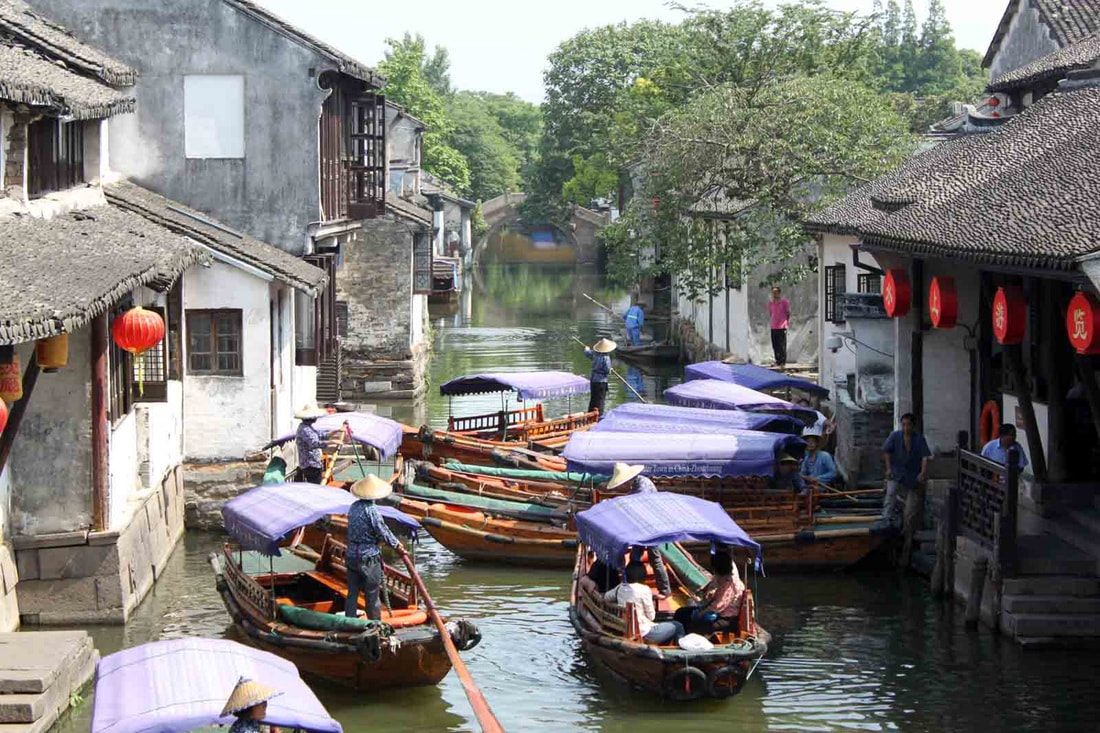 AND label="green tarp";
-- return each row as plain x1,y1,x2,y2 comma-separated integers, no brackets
443,461,609,485
262,456,287,485
277,603,391,634
400,483,569,520
660,542,710,592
